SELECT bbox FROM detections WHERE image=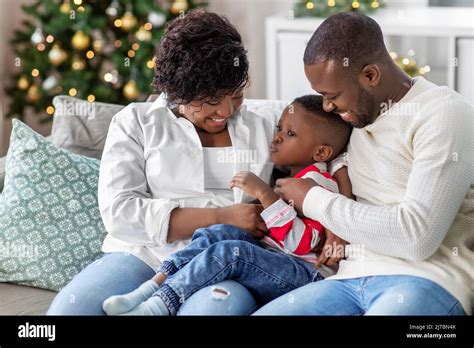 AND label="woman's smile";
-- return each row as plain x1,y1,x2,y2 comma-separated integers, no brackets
207,116,229,128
